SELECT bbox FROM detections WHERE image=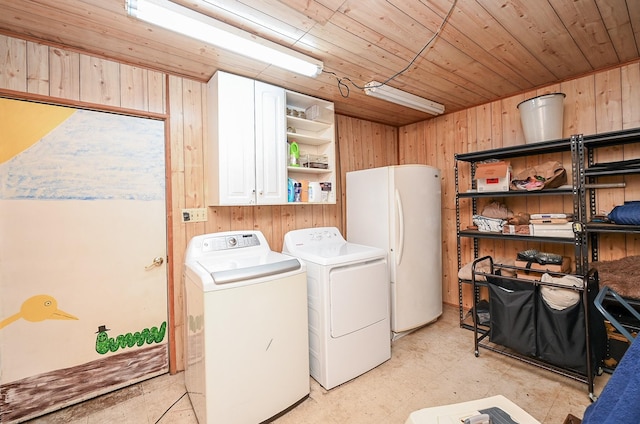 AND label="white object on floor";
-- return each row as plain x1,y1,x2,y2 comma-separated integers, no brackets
184,231,309,424
283,227,390,390
404,395,541,424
